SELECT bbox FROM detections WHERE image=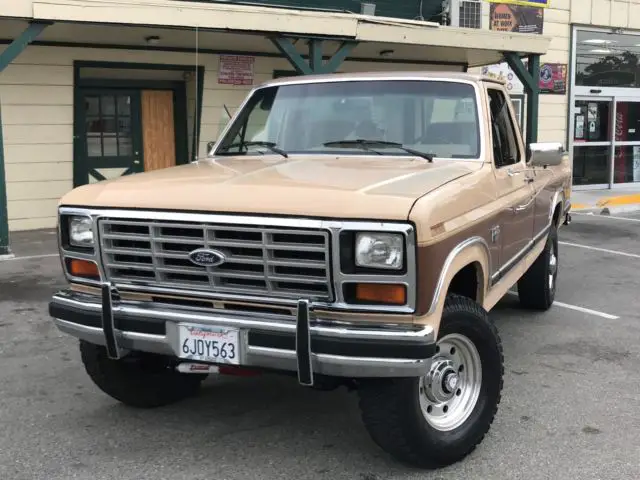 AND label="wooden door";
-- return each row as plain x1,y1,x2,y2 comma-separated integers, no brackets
141,90,176,171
